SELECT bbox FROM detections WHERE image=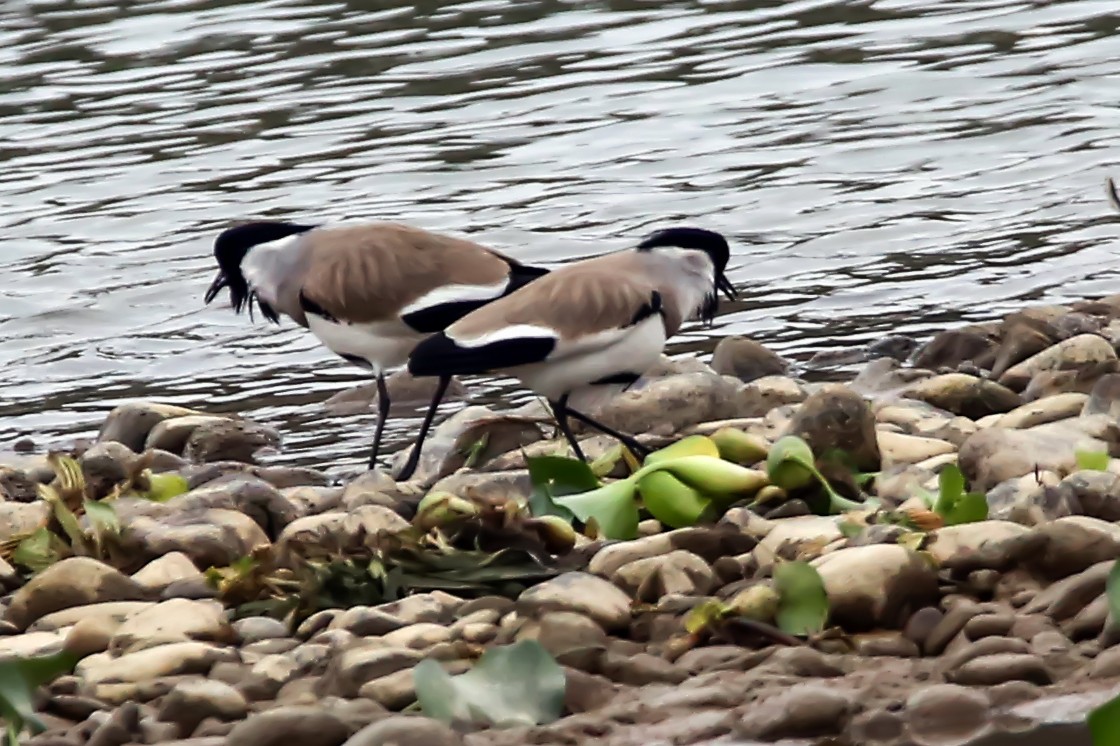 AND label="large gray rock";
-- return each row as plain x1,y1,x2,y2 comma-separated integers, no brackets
157,678,248,736
342,715,463,746
5,557,148,630
591,372,742,437
184,418,282,464
958,423,1115,492
167,475,300,538
118,506,270,571
900,373,1021,419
